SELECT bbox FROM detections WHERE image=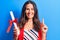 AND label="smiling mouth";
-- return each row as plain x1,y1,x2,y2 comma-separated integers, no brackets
28,13,33,16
